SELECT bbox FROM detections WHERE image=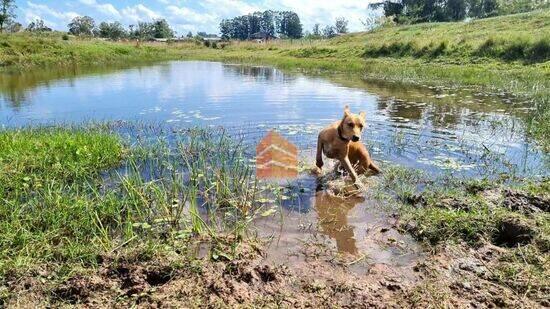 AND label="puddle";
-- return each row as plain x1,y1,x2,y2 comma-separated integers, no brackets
250,174,423,277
